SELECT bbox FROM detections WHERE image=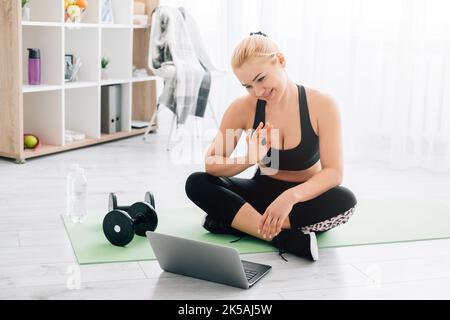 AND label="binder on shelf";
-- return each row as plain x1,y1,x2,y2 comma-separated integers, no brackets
101,85,122,134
